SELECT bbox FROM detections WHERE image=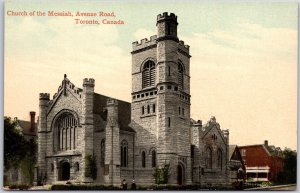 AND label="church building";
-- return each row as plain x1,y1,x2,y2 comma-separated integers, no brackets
37,12,230,187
